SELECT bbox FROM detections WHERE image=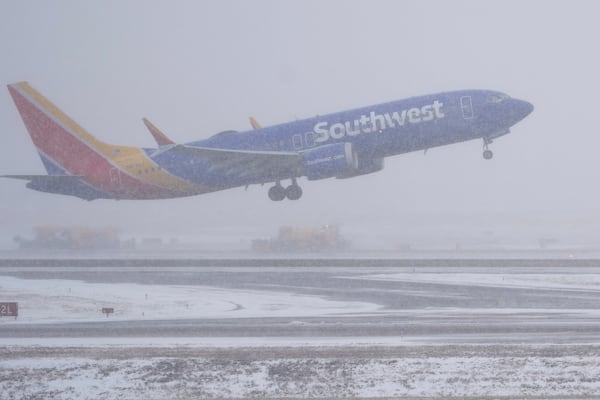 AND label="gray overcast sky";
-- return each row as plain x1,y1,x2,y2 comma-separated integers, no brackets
1,1,599,248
